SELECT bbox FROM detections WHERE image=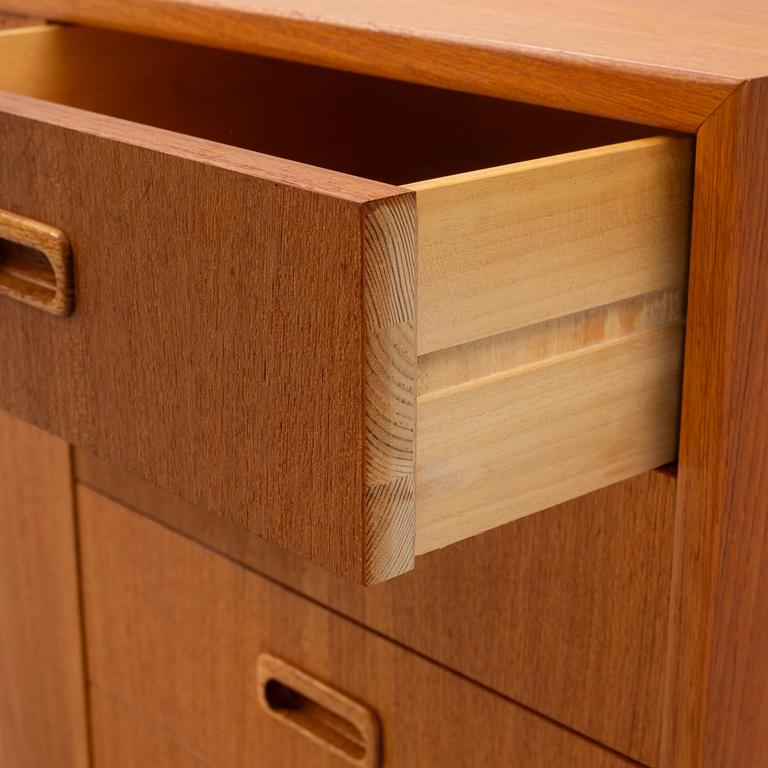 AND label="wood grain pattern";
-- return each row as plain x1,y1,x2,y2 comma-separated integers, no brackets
0,0,741,130
0,91,415,585
0,206,74,316
79,487,641,768
91,691,214,768
0,10,765,768
411,138,690,554
417,288,685,394
361,197,416,581
660,78,768,768
417,325,684,553
75,453,675,764
408,136,692,355
0,410,89,768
